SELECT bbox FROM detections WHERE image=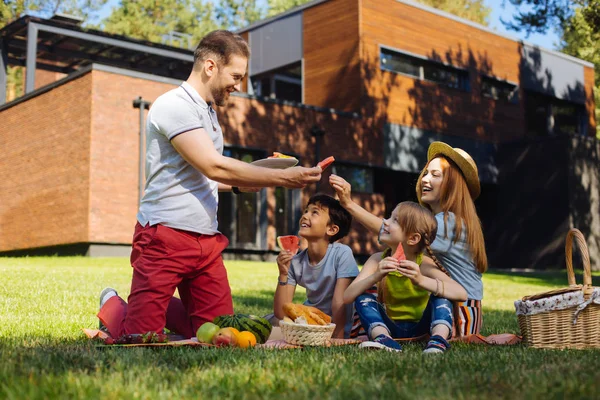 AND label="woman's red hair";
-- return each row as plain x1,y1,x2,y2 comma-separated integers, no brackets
417,156,488,273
